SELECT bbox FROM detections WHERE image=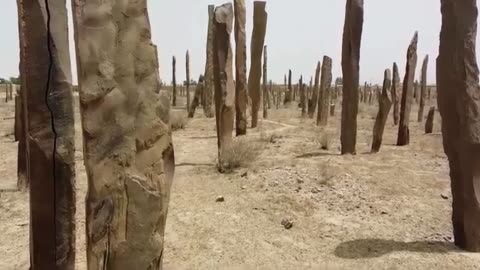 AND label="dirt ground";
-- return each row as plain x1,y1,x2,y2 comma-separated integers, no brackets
1,93,480,270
